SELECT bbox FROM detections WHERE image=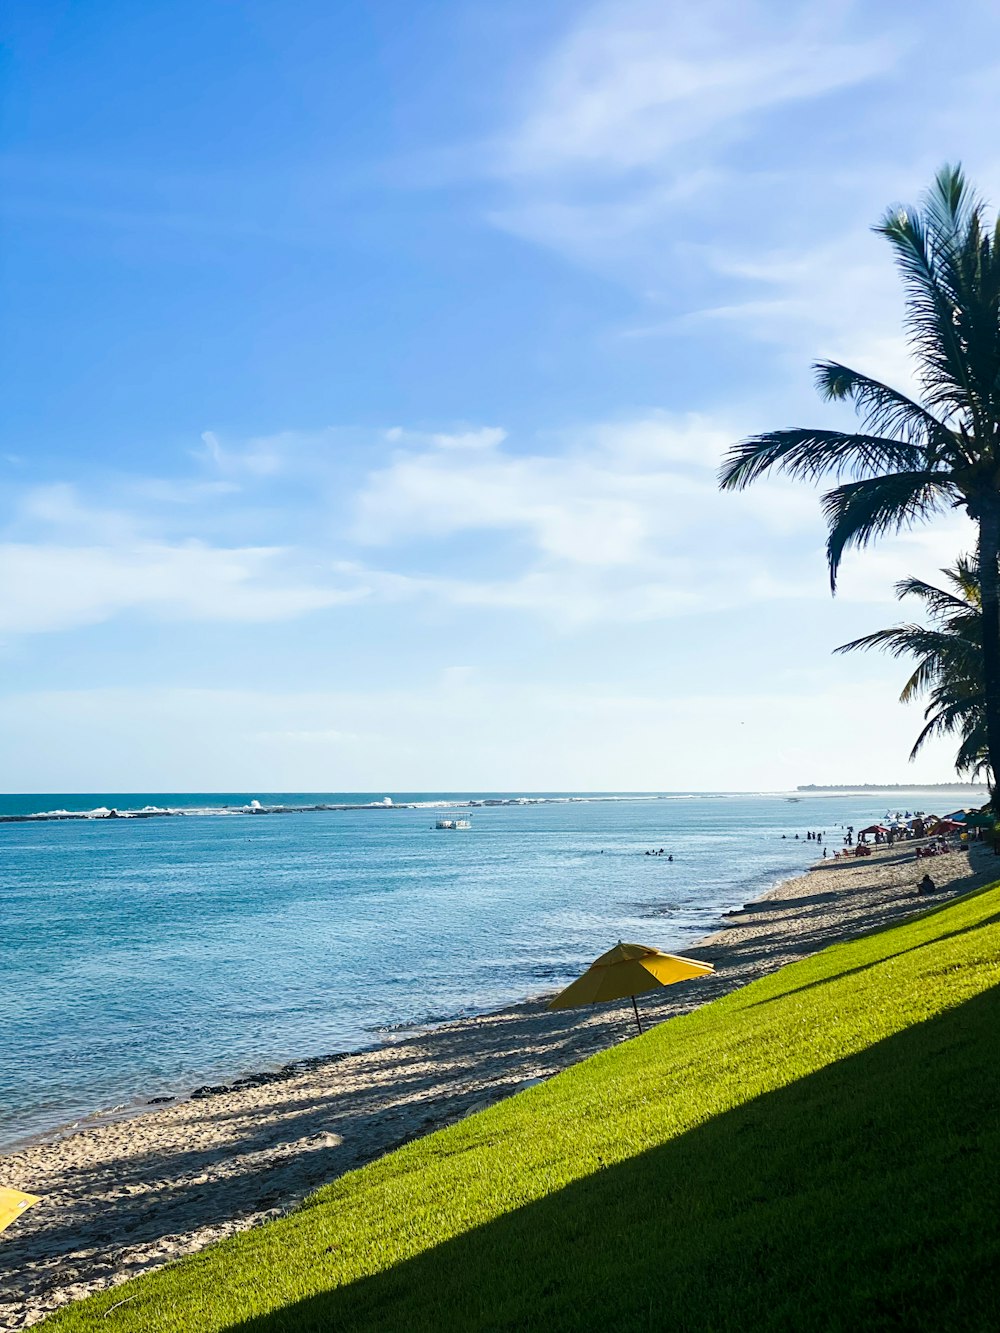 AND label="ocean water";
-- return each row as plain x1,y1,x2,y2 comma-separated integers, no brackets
0,788,977,1149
